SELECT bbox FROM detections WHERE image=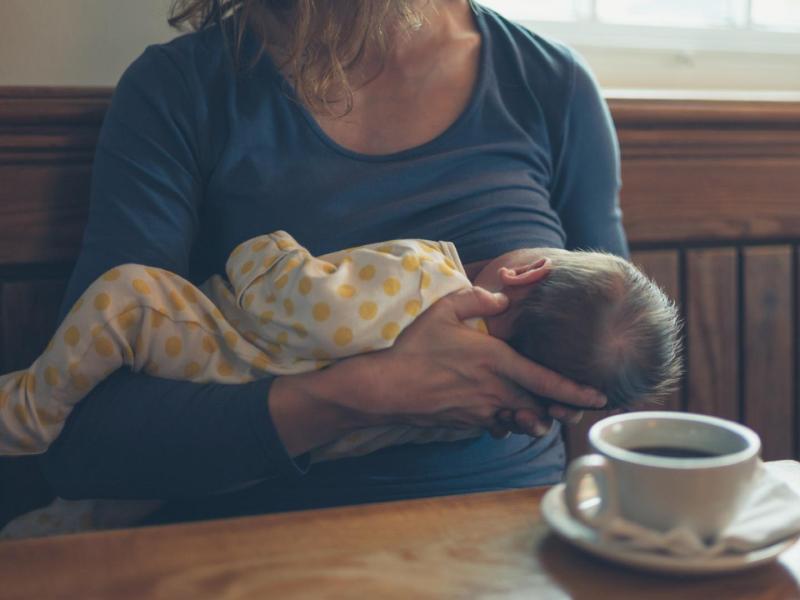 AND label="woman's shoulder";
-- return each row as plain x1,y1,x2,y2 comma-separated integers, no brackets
476,4,597,109
118,24,239,96
478,7,575,70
